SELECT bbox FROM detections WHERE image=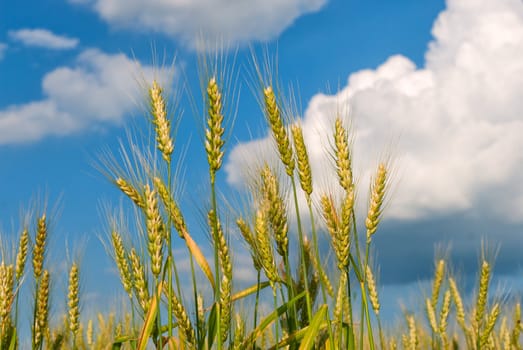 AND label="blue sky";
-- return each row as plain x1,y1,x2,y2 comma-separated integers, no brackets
1,0,523,324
